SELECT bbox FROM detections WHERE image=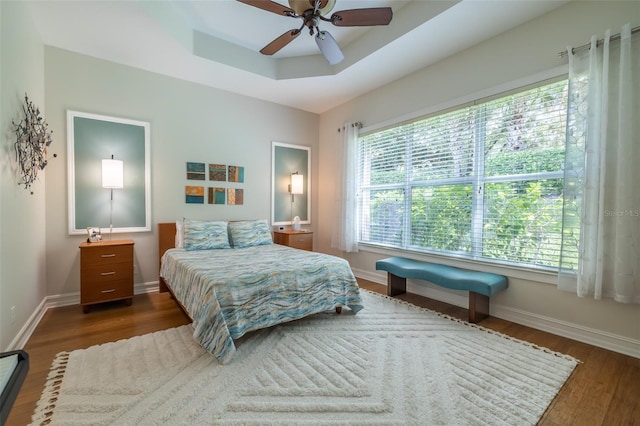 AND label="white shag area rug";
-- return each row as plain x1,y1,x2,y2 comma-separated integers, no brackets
31,290,578,425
